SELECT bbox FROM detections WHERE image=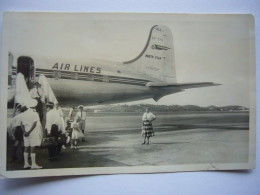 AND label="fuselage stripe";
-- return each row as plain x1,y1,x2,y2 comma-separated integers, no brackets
13,67,150,85
36,68,149,82
34,69,149,86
